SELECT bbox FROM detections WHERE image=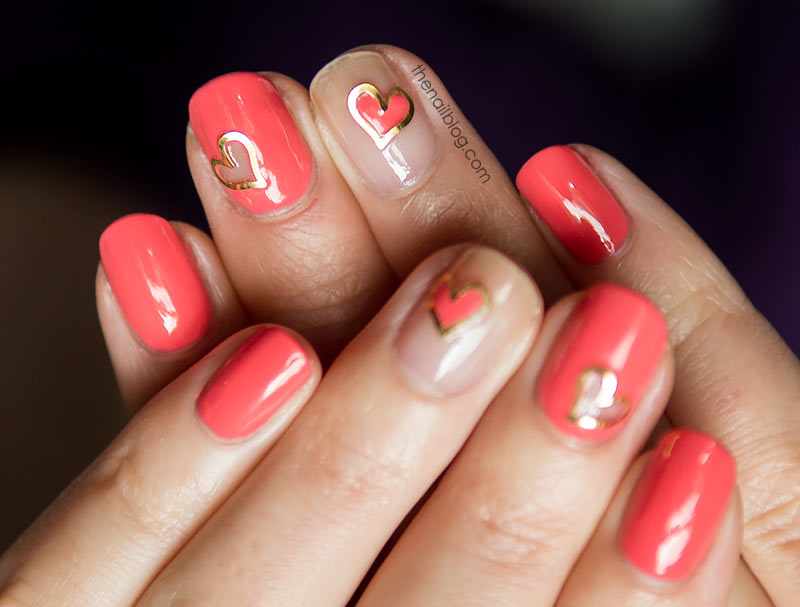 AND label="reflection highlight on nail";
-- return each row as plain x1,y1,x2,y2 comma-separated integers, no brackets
394,248,535,397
